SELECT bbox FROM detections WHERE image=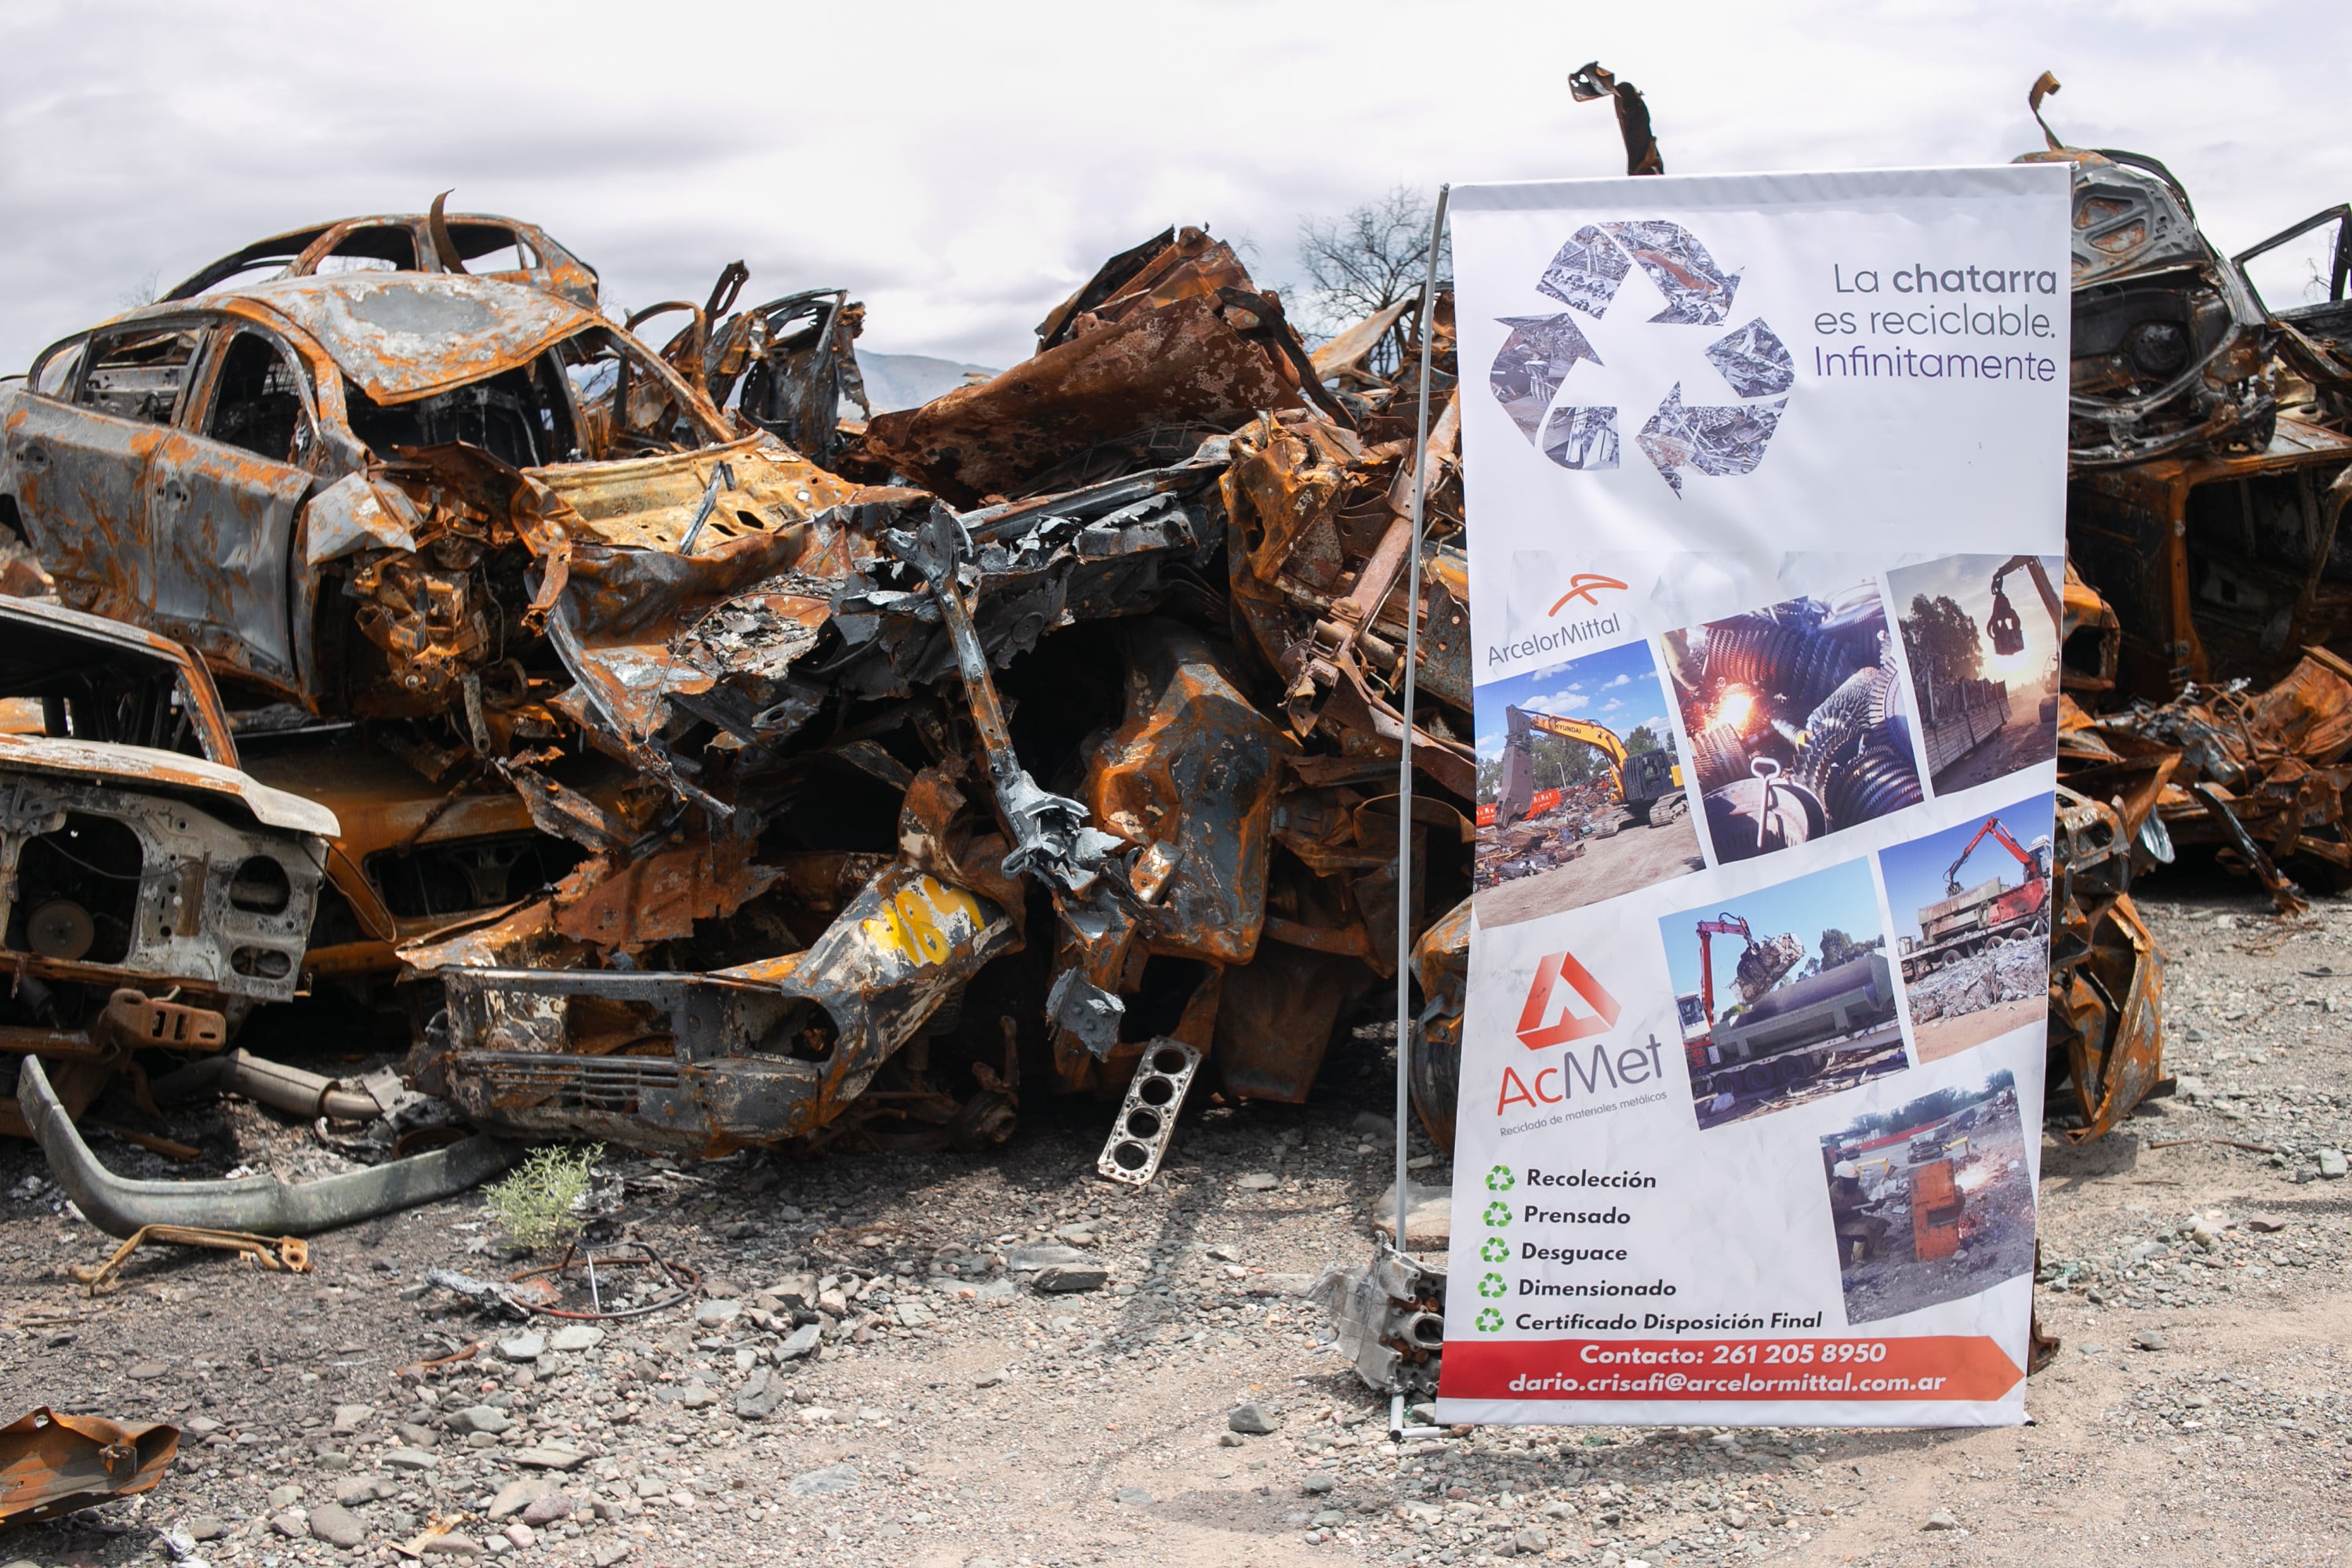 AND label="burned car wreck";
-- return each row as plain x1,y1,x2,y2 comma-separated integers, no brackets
0,597,337,1137
20,93,2320,1188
